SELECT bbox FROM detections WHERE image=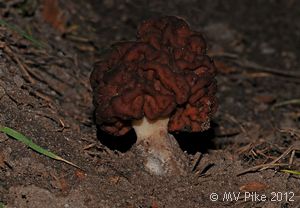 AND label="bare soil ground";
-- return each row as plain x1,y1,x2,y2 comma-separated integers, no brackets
1,0,300,207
